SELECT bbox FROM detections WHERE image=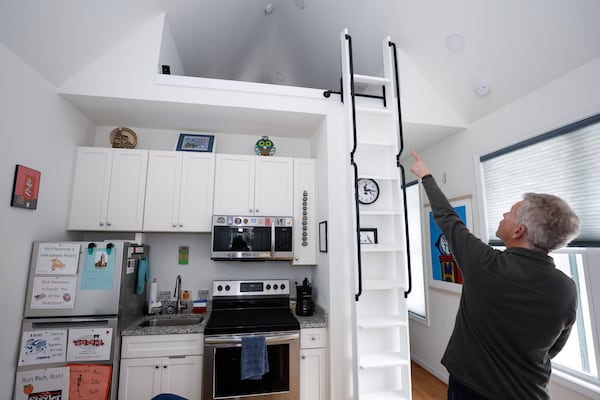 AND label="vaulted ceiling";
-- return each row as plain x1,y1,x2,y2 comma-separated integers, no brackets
1,0,600,126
